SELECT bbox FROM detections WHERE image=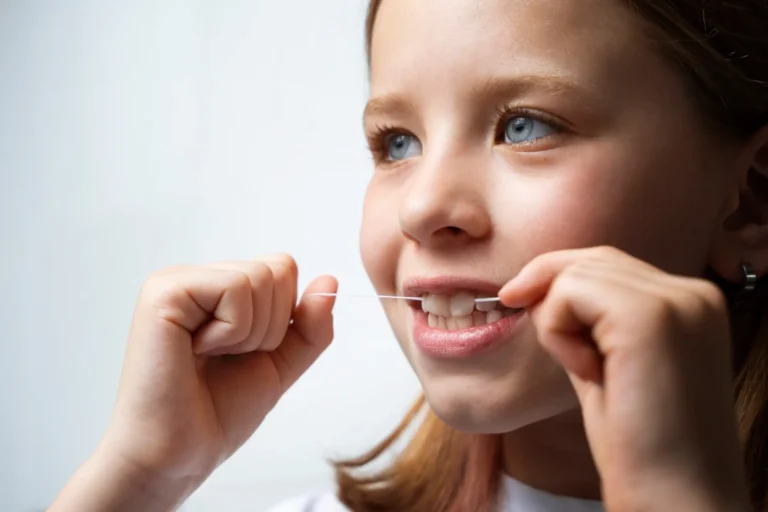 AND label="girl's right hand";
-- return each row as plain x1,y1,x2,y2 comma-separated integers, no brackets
54,255,338,509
